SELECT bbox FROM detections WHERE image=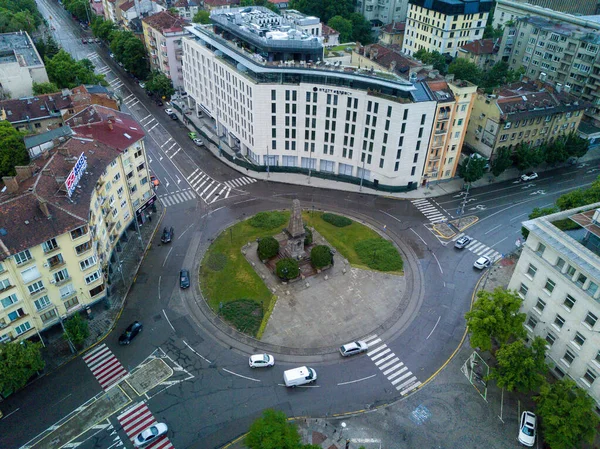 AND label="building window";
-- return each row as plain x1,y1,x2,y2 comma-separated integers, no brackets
536,242,546,255
545,332,556,346
15,322,31,335
556,257,566,270
584,312,598,329
534,298,546,314
14,250,32,265
595,351,600,366
59,284,75,299
1,293,18,308
21,266,41,284
75,241,92,256
576,273,587,287
70,226,88,240
526,264,537,279
544,279,556,294
573,332,586,347
80,256,97,271
40,308,58,323
0,278,10,291
526,315,538,330
519,283,528,298
566,265,576,278
64,296,80,310
53,268,69,284
42,238,59,253
34,295,52,311
28,280,44,295
85,270,101,285
587,281,598,297
562,349,576,366
583,369,597,386
563,294,576,310
553,314,565,330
